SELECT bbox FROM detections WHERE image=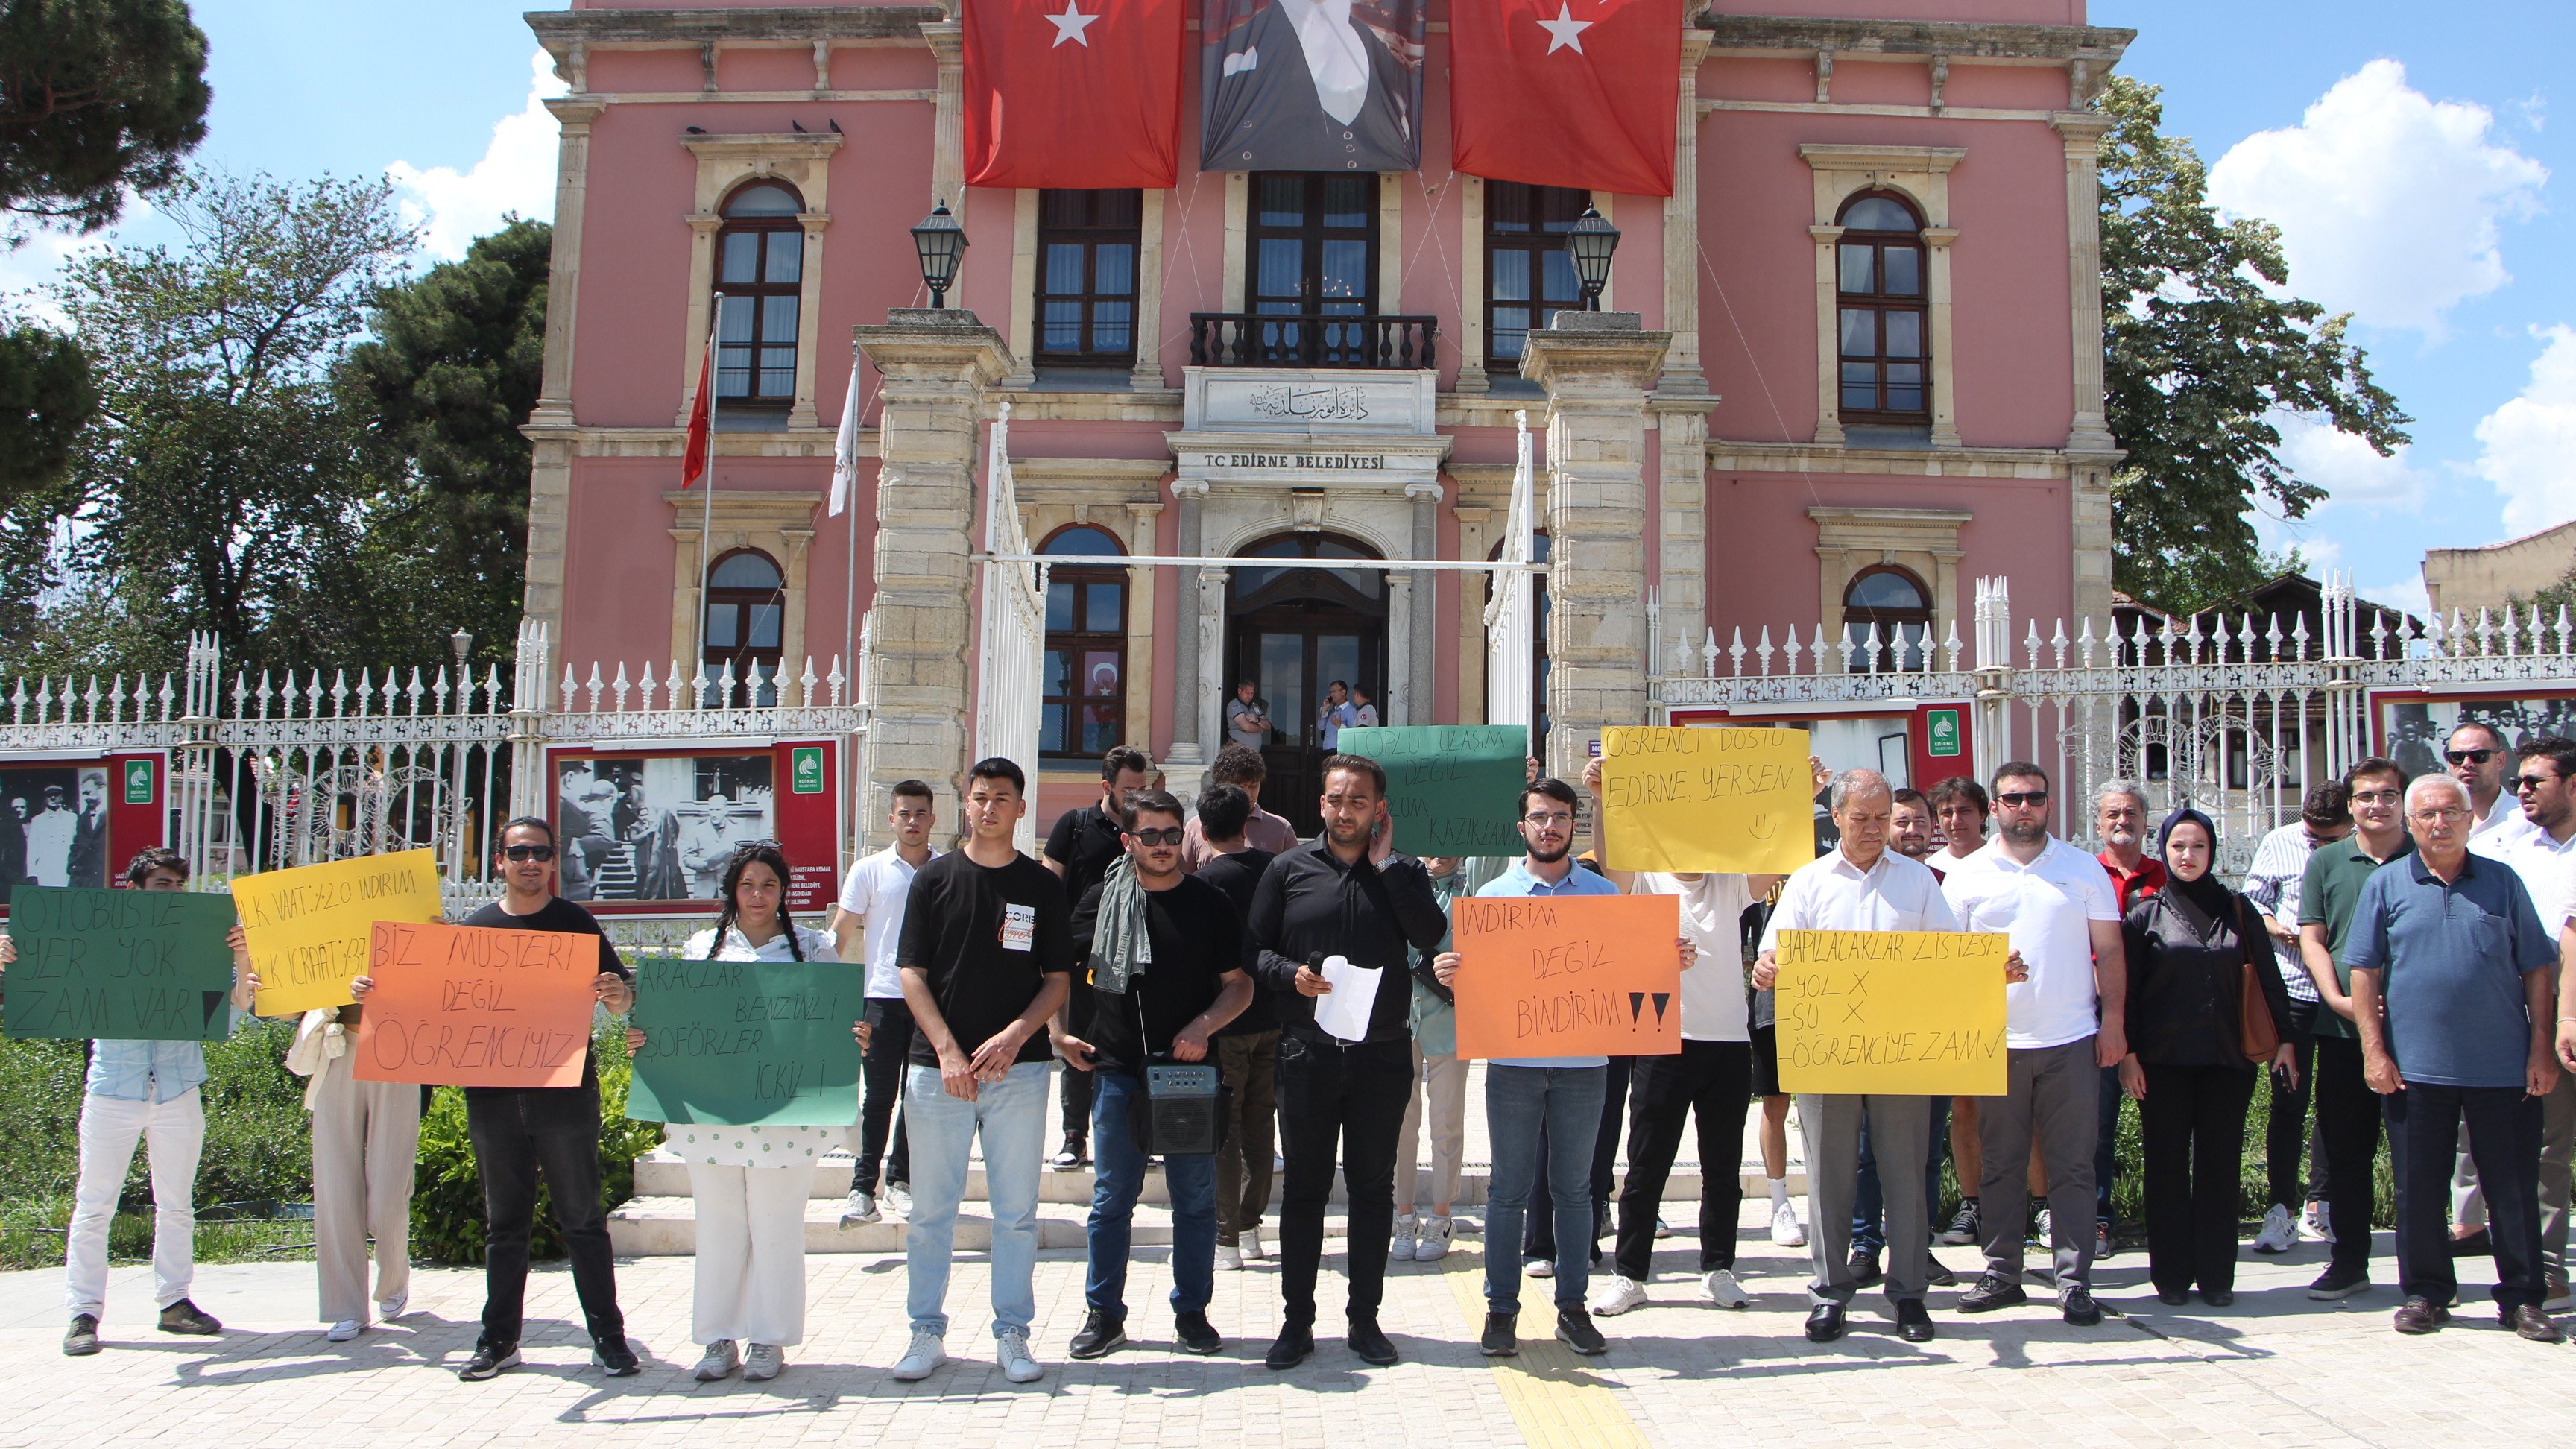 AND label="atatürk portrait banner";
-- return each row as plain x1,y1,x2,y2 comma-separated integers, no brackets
1201,0,1424,173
